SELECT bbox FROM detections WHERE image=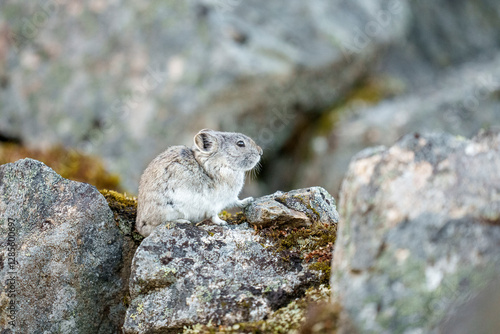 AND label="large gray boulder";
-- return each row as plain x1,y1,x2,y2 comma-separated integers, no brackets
0,0,410,192
331,131,500,333
407,0,500,68
298,53,500,197
123,187,339,333
123,223,317,333
376,0,500,88
269,0,500,197
0,159,128,333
